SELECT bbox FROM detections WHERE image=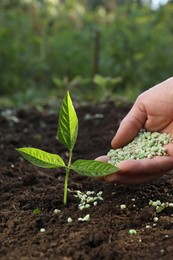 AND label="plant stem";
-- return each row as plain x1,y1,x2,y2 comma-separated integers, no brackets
63,149,72,205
